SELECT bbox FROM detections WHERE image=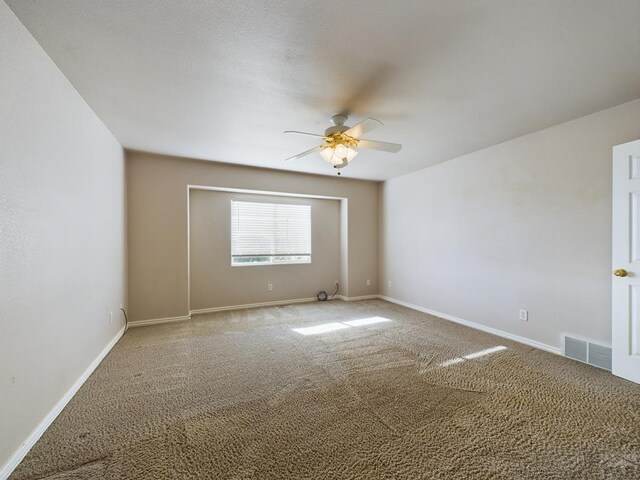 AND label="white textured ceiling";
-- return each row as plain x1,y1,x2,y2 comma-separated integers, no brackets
7,0,640,180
